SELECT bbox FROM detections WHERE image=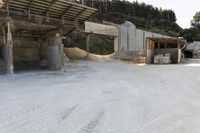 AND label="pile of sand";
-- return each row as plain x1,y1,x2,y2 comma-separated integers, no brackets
87,53,115,61
64,47,87,60
64,47,115,61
